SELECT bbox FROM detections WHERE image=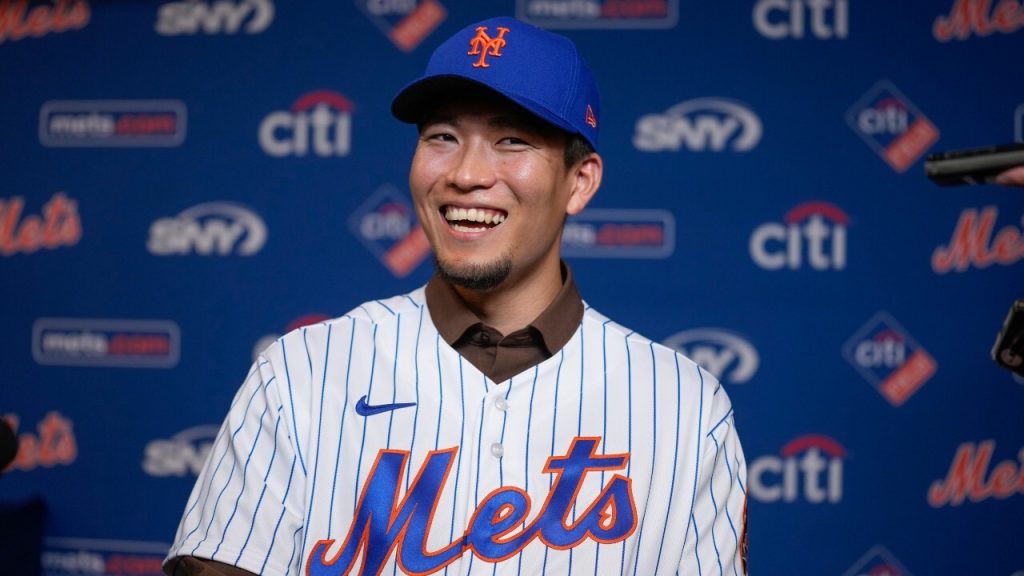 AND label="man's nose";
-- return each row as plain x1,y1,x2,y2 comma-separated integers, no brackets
448,141,496,191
